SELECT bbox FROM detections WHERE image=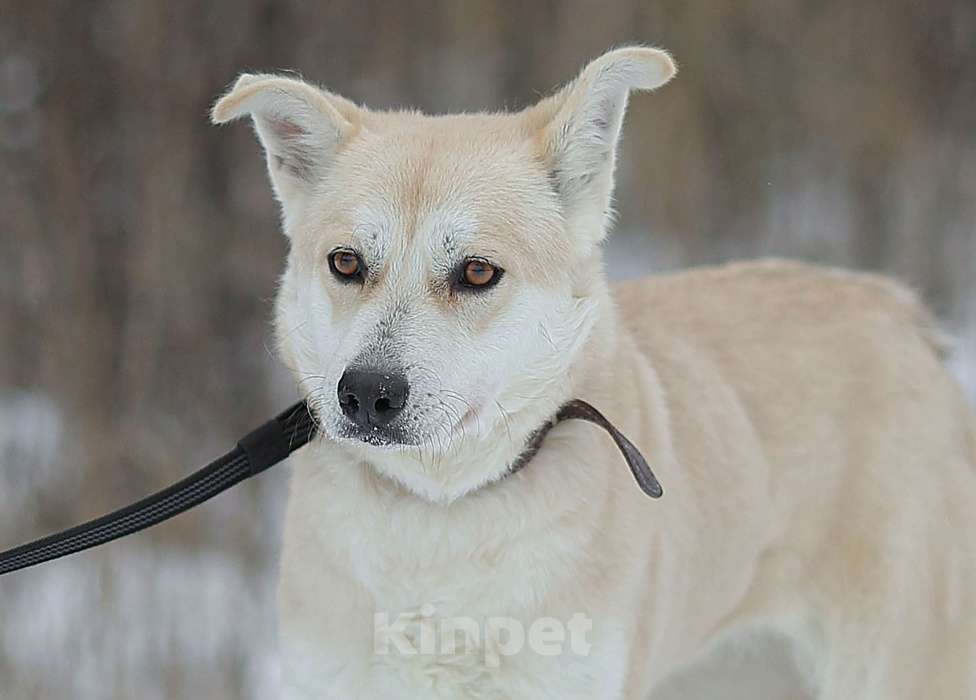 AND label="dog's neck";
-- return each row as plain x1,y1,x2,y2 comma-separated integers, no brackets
506,397,663,498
